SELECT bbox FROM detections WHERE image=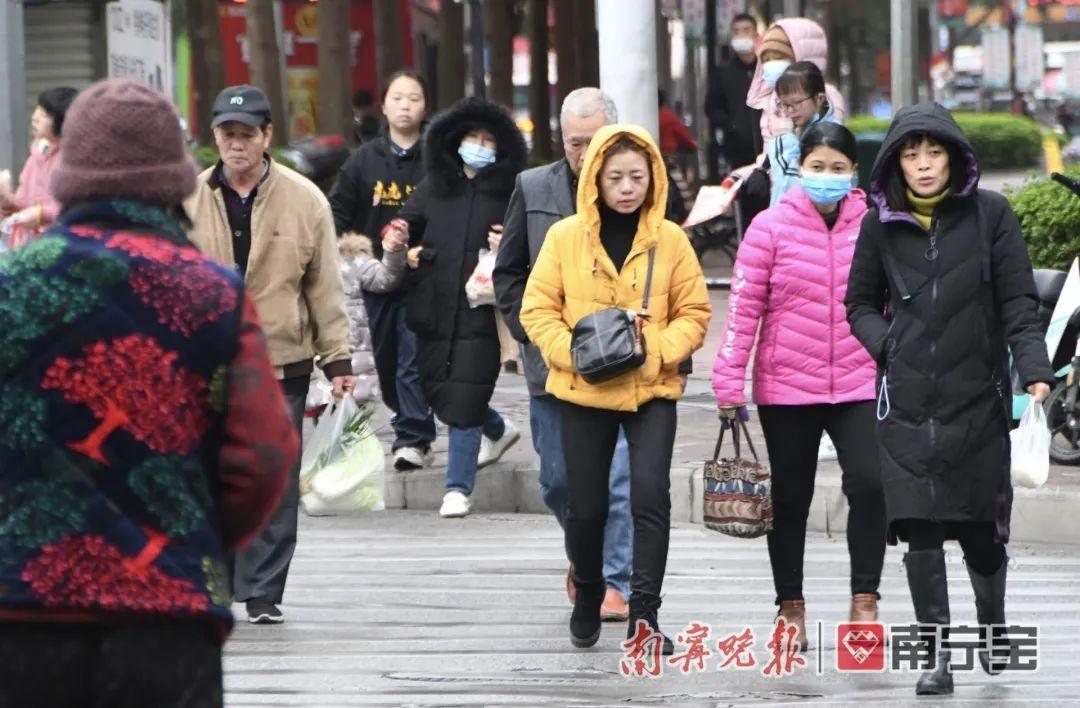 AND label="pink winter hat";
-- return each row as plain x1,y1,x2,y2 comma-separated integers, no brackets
51,79,197,207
